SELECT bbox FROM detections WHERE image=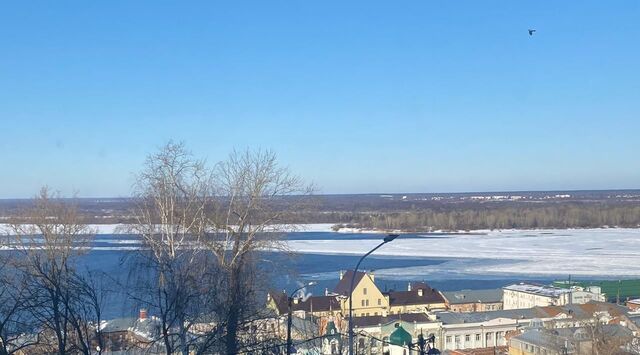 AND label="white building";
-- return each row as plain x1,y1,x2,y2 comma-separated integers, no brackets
503,283,605,310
